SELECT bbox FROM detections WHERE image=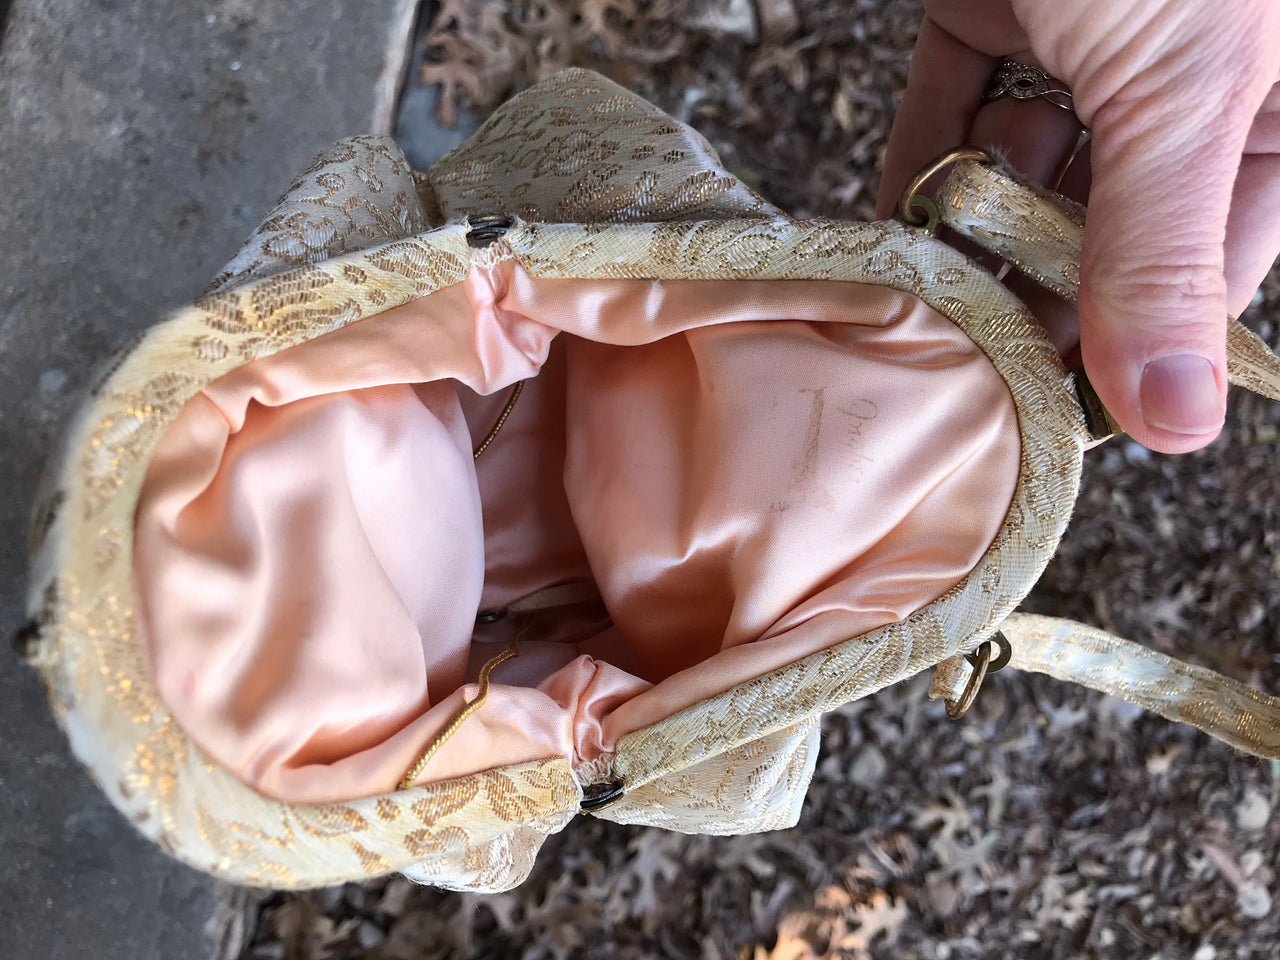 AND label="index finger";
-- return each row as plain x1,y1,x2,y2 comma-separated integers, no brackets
875,17,1000,219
